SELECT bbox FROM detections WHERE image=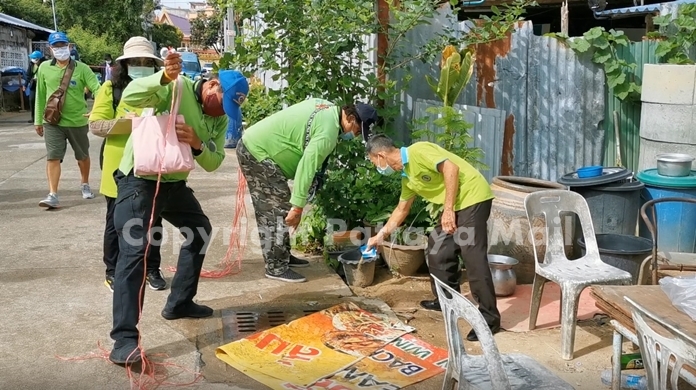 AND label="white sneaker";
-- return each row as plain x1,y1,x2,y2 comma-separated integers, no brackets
81,183,94,199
